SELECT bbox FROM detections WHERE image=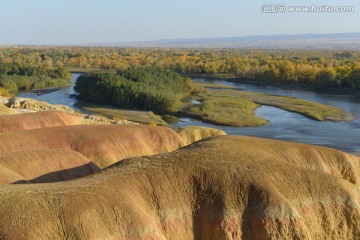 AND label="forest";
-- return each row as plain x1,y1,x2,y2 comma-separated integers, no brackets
74,67,193,113
0,47,360,91
0,58,71,93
